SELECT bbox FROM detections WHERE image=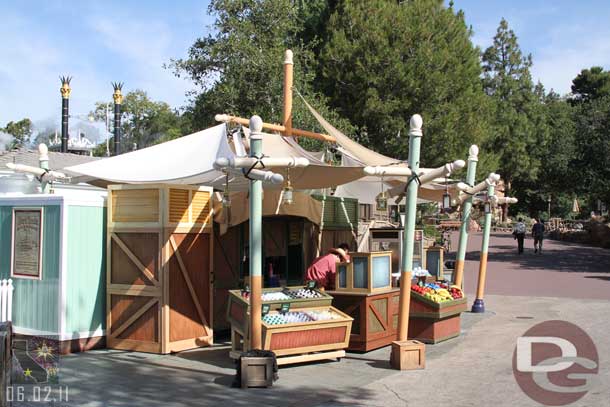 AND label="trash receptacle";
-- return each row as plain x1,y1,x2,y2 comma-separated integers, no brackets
234,350,278,389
